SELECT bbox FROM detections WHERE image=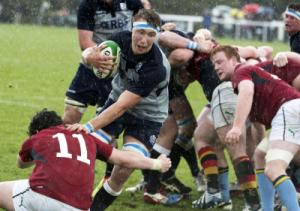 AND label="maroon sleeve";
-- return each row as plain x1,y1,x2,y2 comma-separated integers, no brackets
94,139,113,161
19,137,34,162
